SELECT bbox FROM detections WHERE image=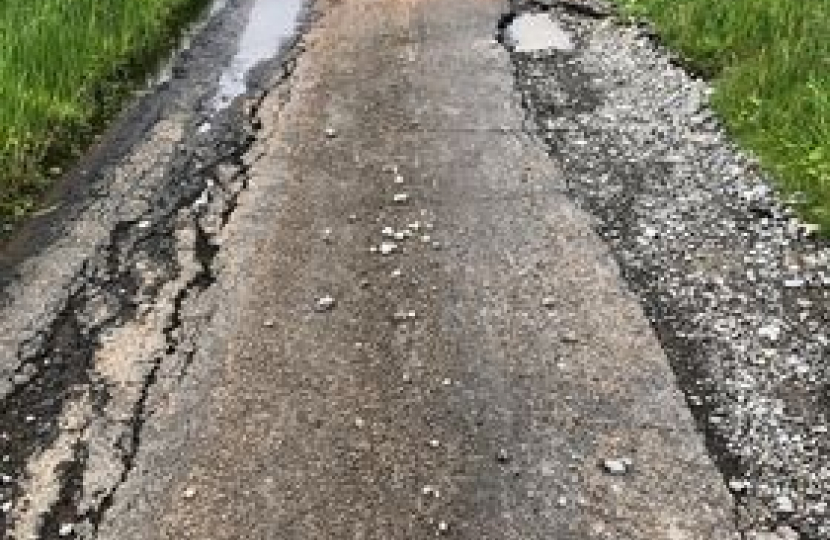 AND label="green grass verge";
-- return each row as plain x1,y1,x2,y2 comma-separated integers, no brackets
617,0,830,229
0,0,210,222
